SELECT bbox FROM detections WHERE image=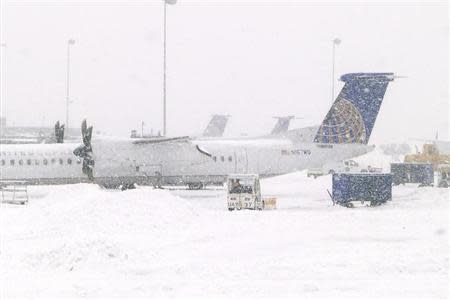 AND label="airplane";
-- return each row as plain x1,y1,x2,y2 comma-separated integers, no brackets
0,73,395,190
